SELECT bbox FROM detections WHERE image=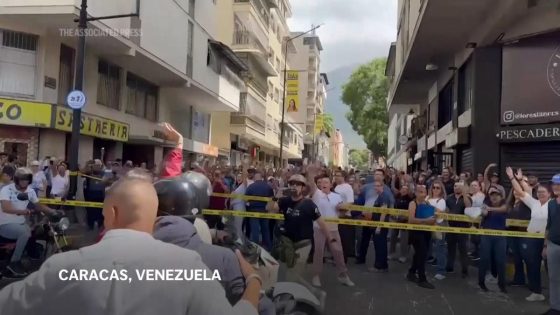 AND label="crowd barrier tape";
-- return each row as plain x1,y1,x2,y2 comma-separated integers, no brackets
38,197,537,238
210,193,529,228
